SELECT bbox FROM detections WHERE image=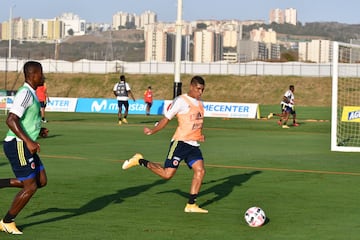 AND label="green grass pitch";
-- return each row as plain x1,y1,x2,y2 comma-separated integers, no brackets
0,106,359,239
